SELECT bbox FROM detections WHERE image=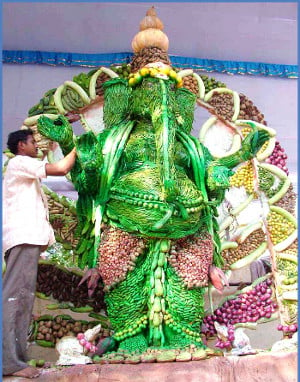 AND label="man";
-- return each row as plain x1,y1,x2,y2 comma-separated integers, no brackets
2,128,76,378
